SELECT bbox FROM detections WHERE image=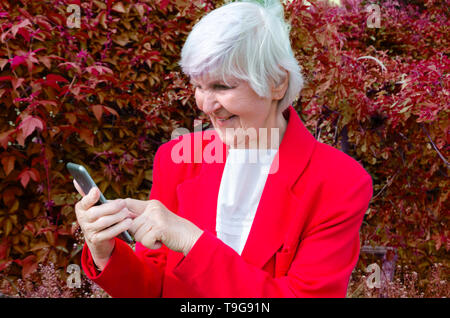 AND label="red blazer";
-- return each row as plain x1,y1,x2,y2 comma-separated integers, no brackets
81,105,373,298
